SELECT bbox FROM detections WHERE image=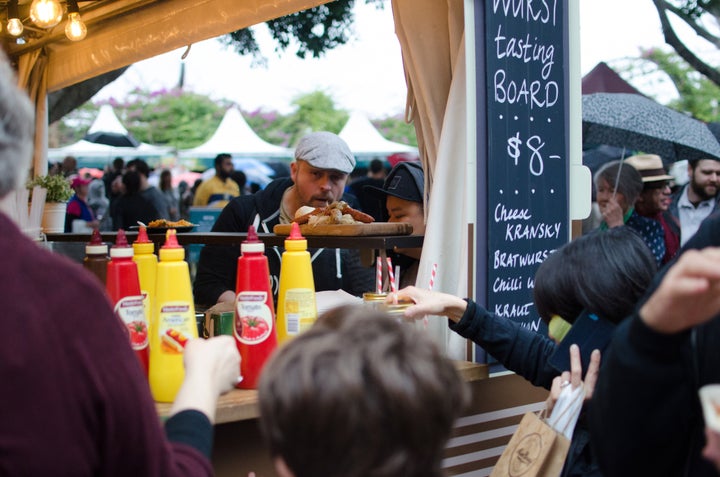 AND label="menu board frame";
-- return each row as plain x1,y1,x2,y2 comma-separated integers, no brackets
474,0,570,362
